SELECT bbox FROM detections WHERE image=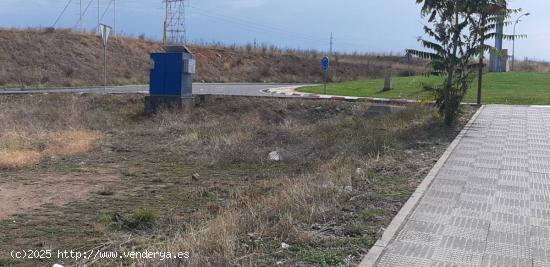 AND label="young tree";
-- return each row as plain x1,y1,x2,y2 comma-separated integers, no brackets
408,0,519,125
407,0,476,125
